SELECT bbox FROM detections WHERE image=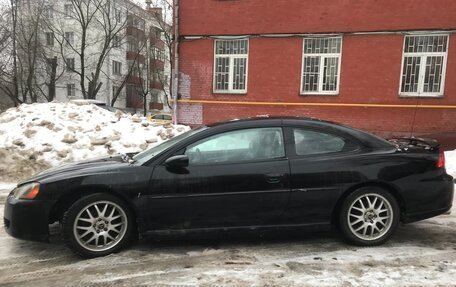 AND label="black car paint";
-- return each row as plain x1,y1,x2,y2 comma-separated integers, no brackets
4,118,454,242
